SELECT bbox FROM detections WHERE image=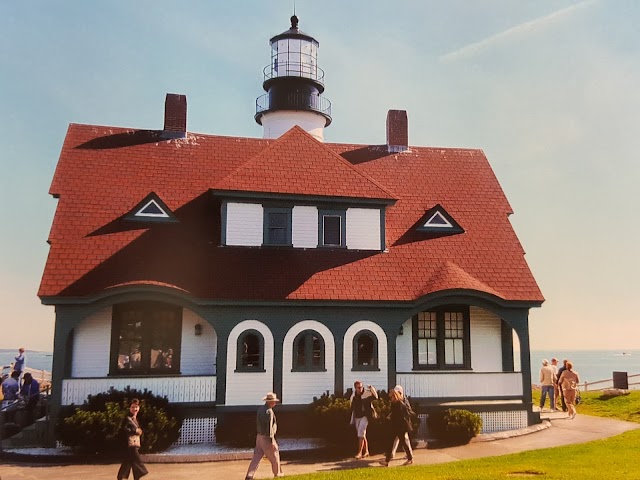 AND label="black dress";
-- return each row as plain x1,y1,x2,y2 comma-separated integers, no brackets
117,414,148,480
